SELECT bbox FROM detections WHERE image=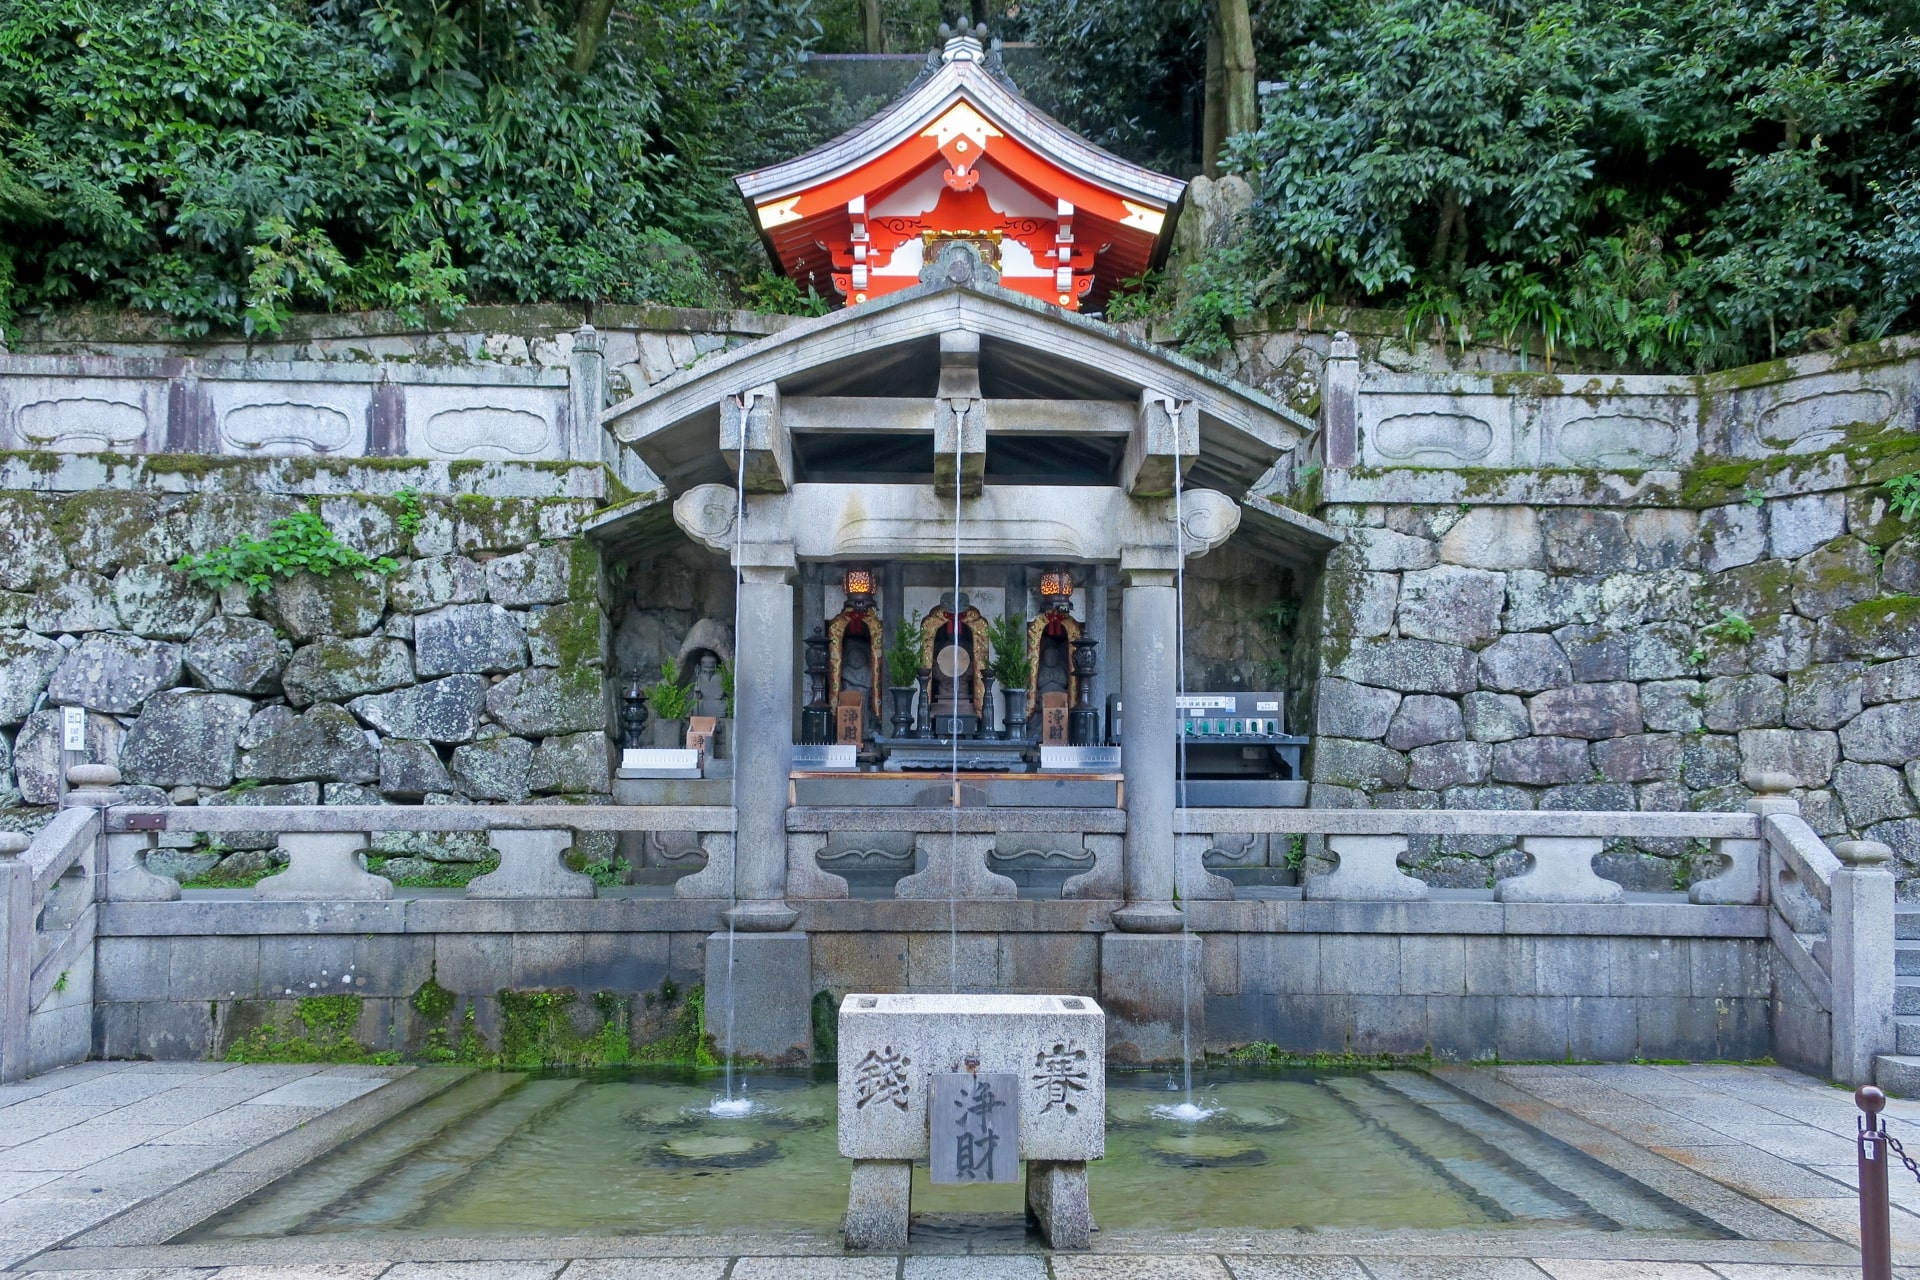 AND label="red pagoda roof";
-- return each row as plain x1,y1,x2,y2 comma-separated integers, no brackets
734,35,1187,313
